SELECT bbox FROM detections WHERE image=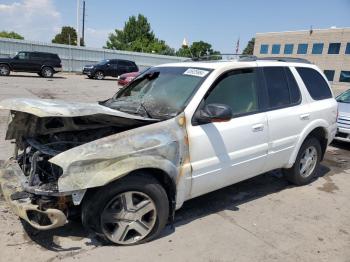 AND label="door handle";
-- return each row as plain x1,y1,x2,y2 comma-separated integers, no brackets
252,124,264,132
300,114,310,120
